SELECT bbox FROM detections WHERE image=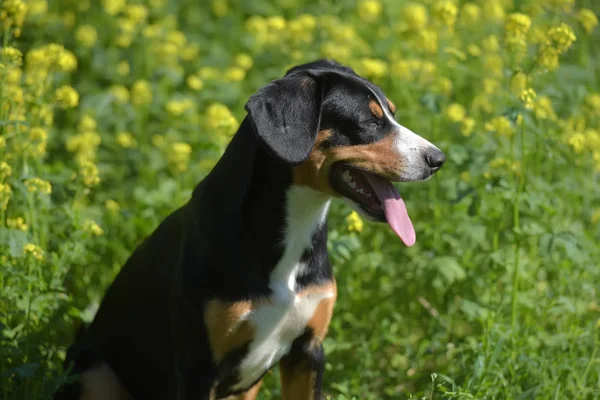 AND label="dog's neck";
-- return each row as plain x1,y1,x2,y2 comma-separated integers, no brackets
189,118,333,296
